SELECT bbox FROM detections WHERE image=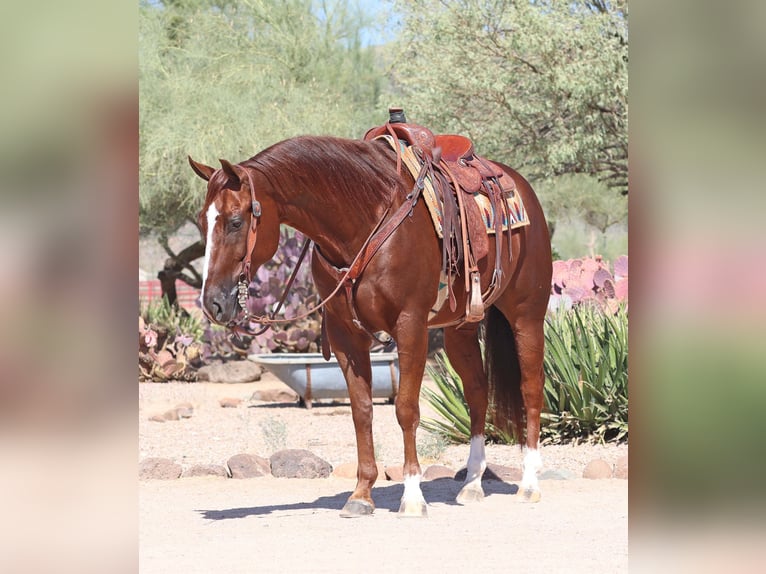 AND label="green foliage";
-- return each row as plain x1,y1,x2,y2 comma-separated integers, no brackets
541,304,628,444
140,0,386,235
259,416,288,451
421,351,512,444
385,0,628,193
539,173,628,260
139,298,204,381
420,305,628,445
140,296,204,341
